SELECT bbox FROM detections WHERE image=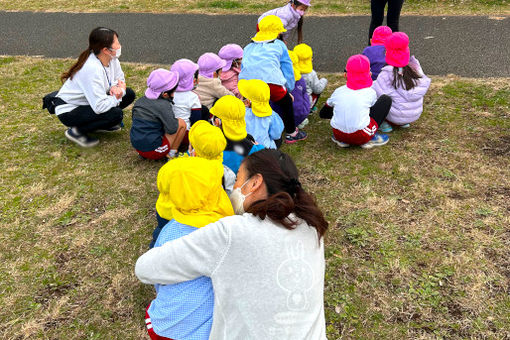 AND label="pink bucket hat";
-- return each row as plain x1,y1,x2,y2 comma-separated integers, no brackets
345,55,373,90
170,59,199,92
218,44,243,72
145,68,180,99
197,53,227,78
371,26,392,46
385,32,410,67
